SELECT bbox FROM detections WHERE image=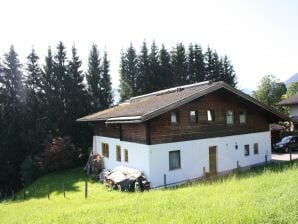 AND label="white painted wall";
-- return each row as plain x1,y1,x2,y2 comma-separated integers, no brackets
148,131,271,187
93,131,271,188
289,105,298,117
93,136,151,179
